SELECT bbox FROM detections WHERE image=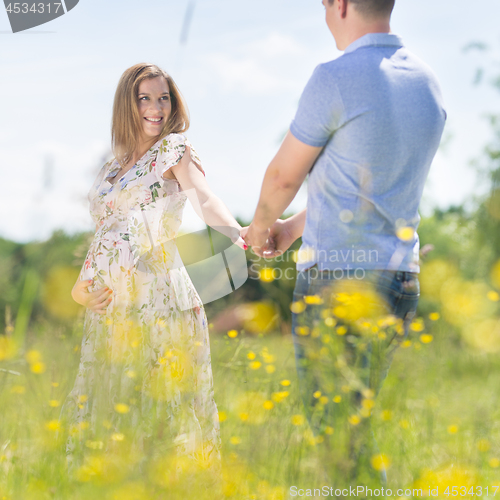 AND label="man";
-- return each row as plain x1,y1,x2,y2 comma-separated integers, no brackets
243,0,446,487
